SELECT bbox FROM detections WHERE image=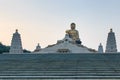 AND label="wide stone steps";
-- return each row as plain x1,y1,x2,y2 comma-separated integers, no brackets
0,54,120,79
0,70,120,76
